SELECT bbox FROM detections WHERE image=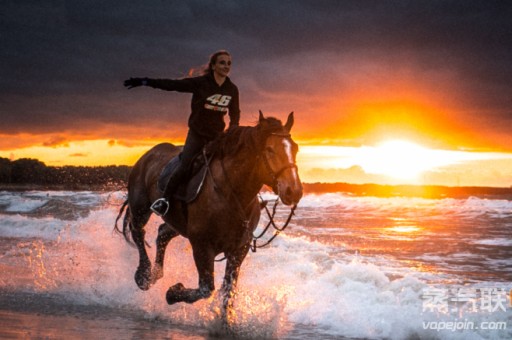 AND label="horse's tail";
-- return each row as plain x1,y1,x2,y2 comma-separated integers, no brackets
114,199,134,245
